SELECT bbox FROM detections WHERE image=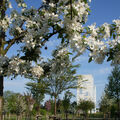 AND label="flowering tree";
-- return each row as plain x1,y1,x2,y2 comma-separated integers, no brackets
0,0,120,119
45,100,51,111
41,46,82,115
